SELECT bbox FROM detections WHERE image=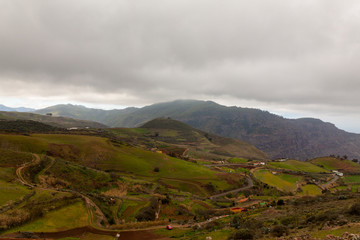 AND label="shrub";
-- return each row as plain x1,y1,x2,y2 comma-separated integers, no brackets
228,228,254,240
277,199,285,206
349,202,360,215
271,225,289,237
